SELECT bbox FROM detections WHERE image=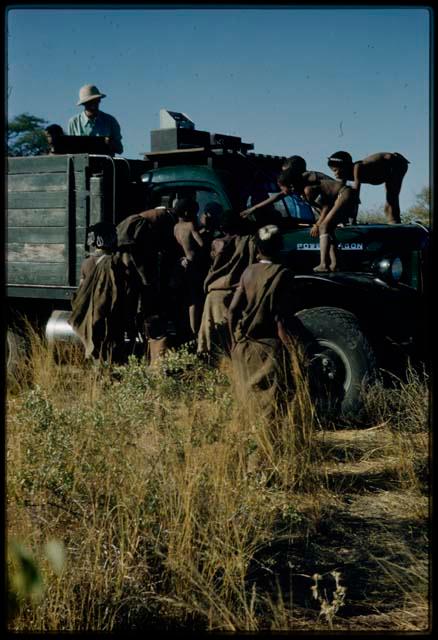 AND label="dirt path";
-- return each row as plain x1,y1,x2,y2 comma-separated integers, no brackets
253,424,430,631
